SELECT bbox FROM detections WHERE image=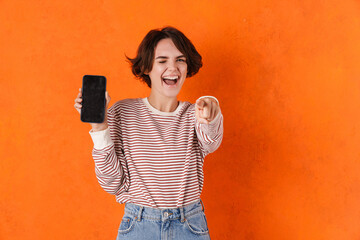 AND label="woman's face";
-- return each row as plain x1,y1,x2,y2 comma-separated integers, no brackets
147,38,187,99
